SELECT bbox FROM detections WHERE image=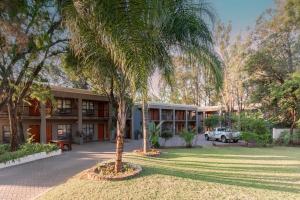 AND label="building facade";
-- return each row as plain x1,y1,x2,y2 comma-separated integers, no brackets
131,103,199,138
1,85,233,145
0,86,125,144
